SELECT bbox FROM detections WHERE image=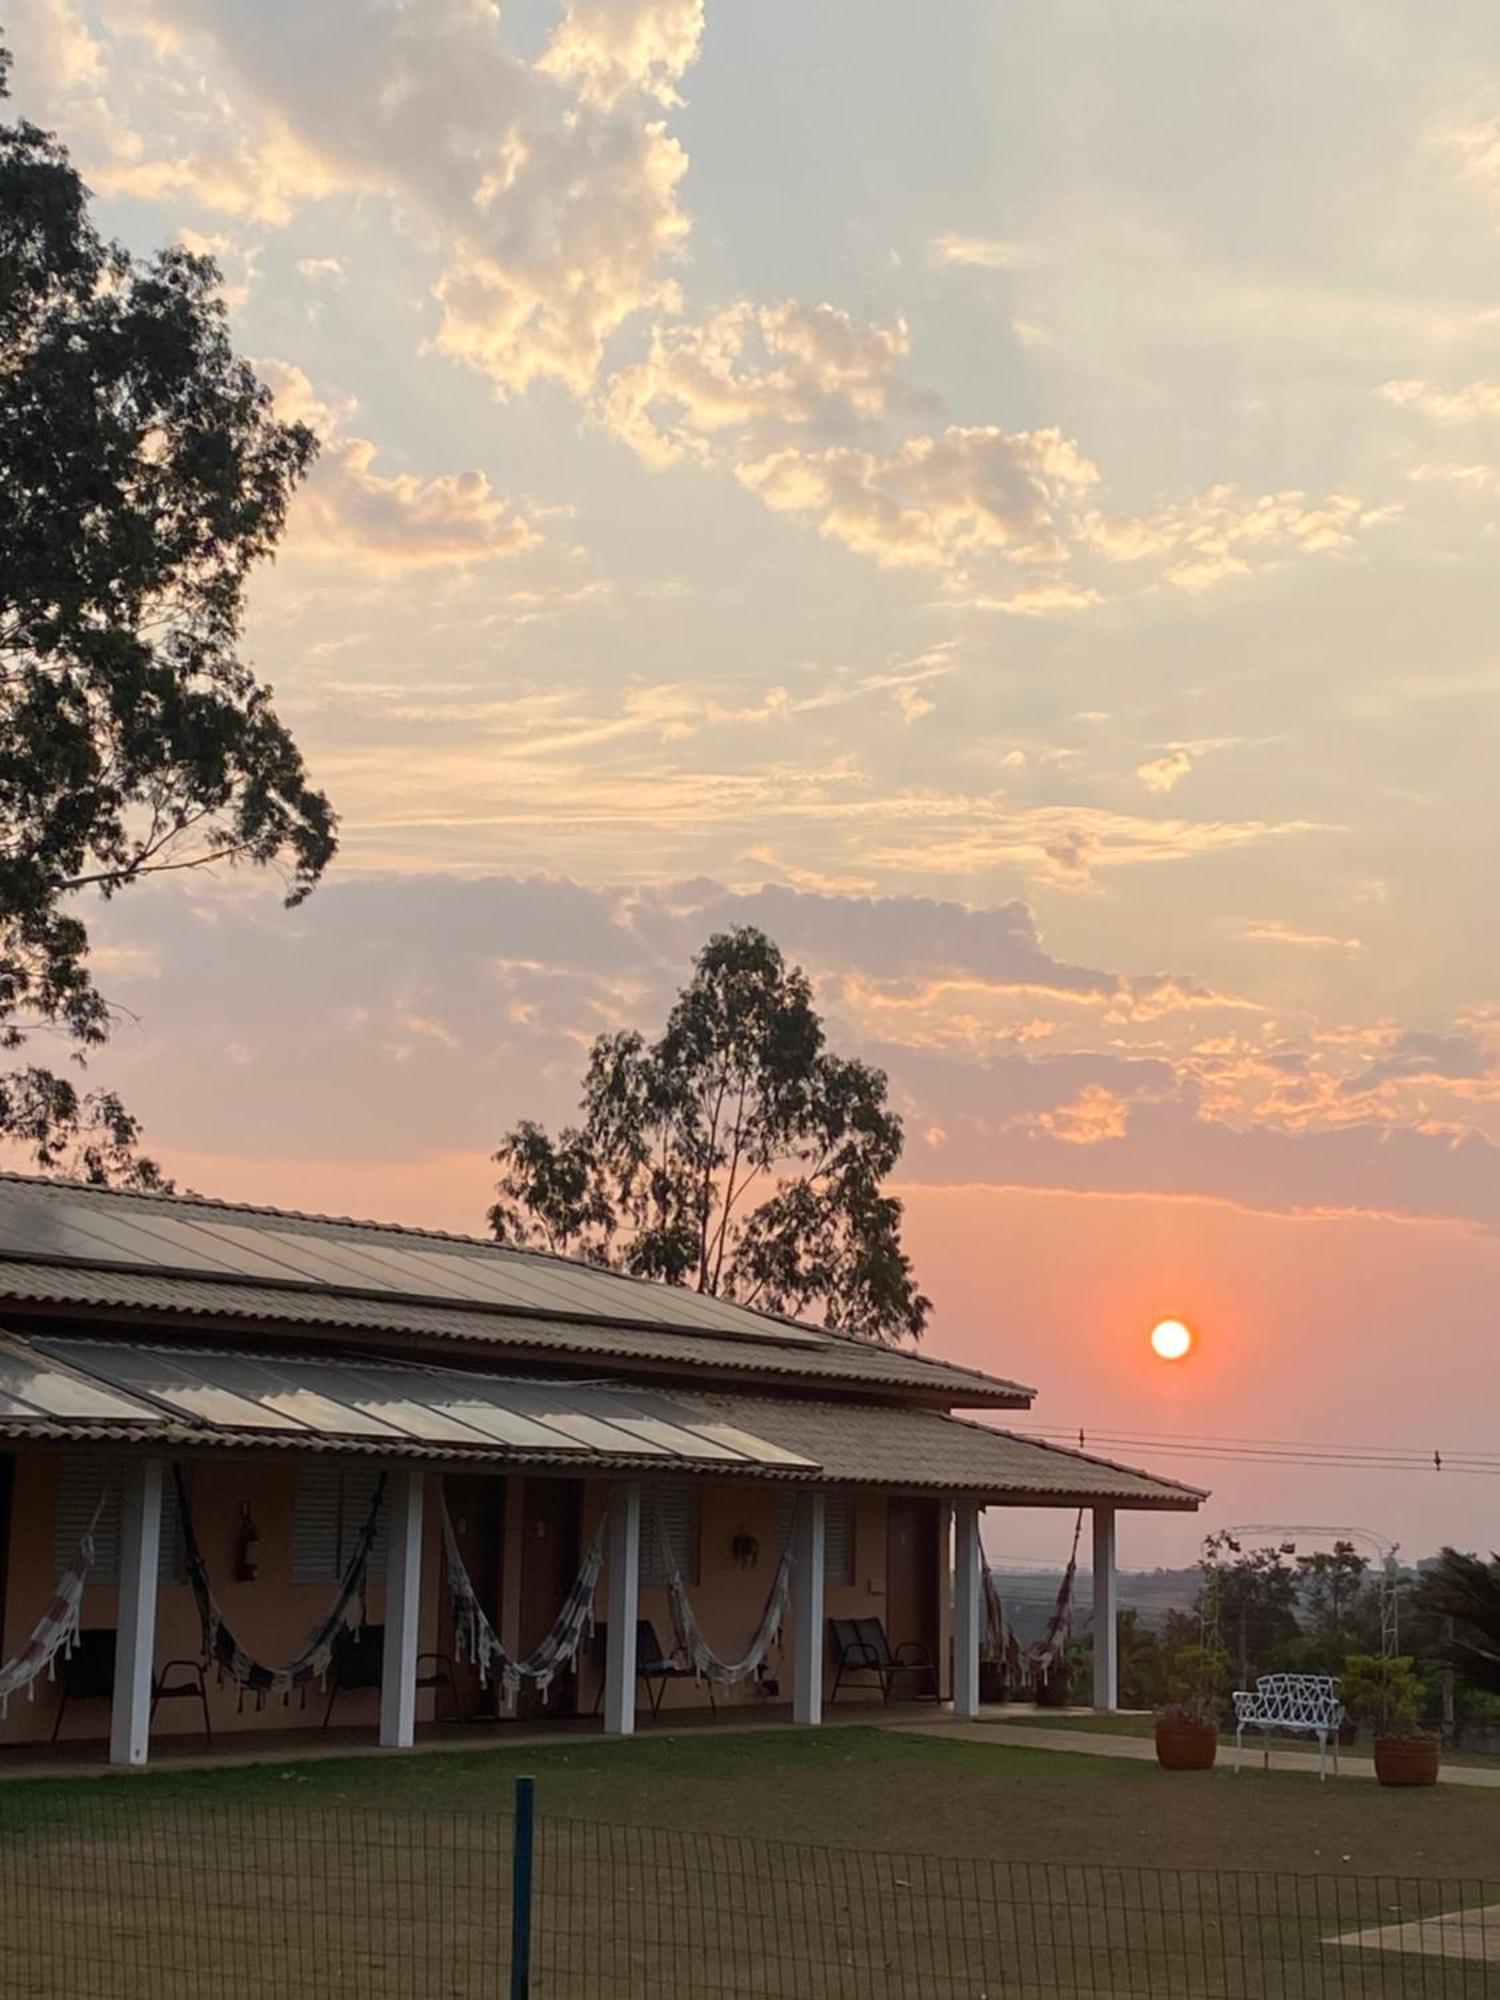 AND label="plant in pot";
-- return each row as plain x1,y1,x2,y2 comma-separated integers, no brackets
1341,1654,1440,1786
1154,1643,1228,1770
